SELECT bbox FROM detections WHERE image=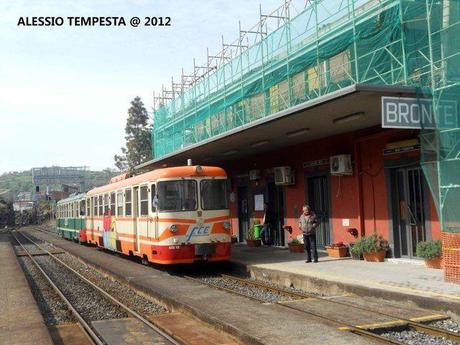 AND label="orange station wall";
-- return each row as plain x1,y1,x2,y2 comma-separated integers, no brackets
222,127,441,248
